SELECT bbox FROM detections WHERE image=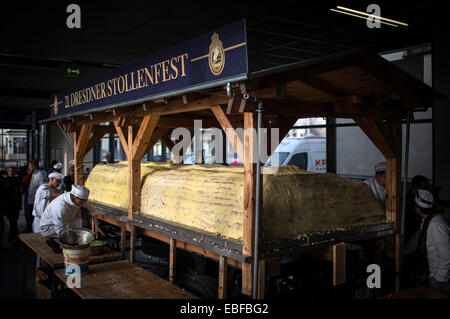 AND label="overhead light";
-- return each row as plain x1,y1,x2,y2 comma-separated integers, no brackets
330,8,398,27
330,6,408,28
